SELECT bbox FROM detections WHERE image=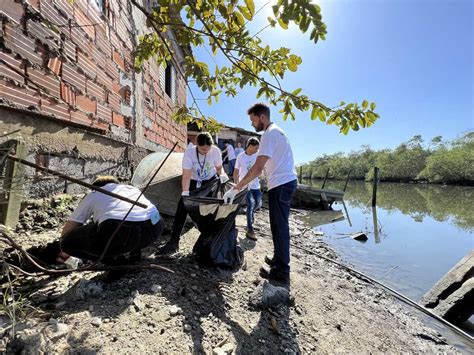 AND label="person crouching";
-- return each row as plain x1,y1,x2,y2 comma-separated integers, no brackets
58,176,164,278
